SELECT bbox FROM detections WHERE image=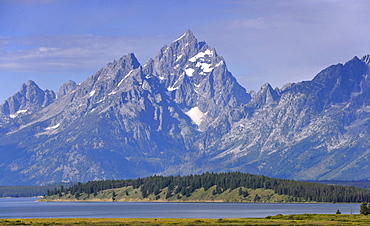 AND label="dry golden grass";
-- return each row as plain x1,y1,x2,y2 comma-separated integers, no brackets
2,214,370,225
